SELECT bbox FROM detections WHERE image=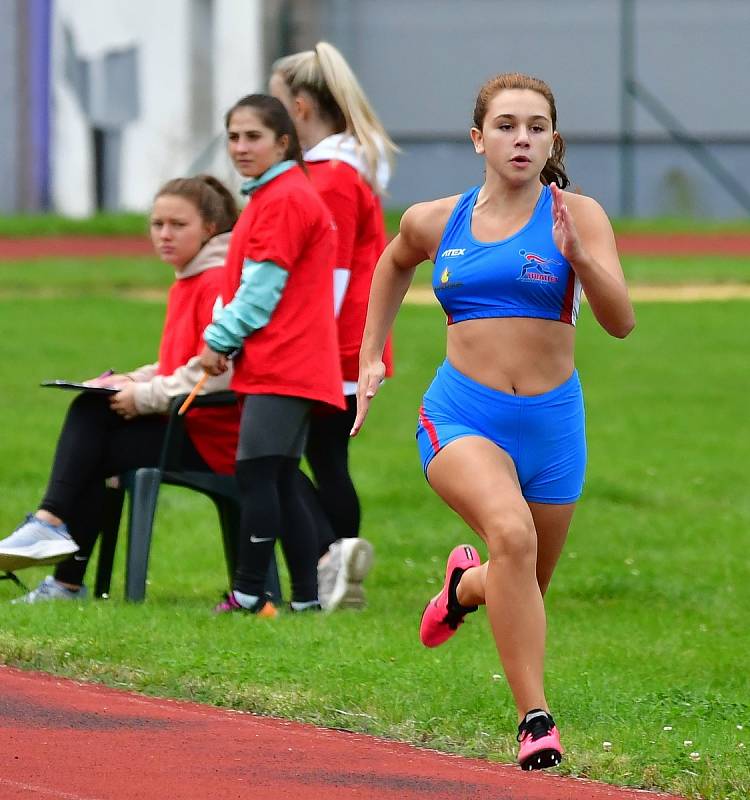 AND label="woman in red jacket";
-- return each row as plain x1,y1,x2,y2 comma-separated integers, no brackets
270,41,398,611
200,94,343,617
0,175,241,601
